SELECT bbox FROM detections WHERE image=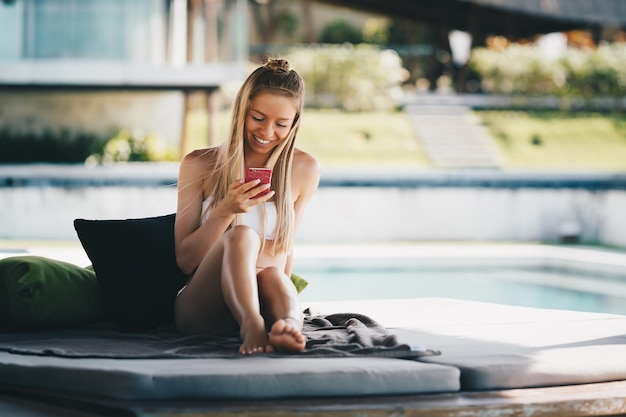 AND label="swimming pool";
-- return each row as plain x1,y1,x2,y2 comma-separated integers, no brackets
294,244,626,316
